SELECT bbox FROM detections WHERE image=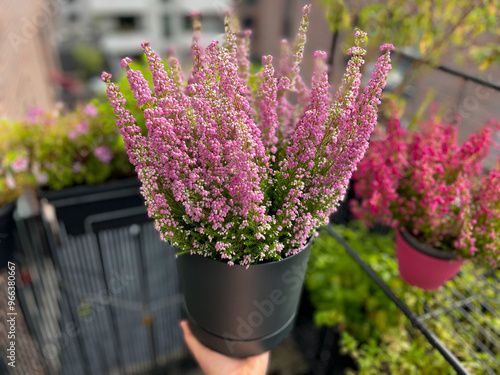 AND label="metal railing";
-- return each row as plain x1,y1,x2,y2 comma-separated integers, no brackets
326,225,500,375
